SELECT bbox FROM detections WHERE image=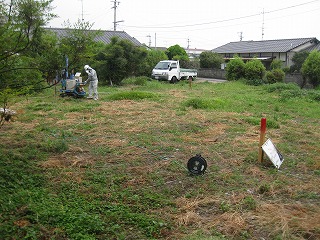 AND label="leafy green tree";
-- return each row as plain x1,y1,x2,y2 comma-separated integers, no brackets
301,50,320,88
225,56,245,80
95,37,148,85
142,49,168,77
166,44,189,62
58,20,103,73
290,51,309,73
0,0,55,112
199,51,224,68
